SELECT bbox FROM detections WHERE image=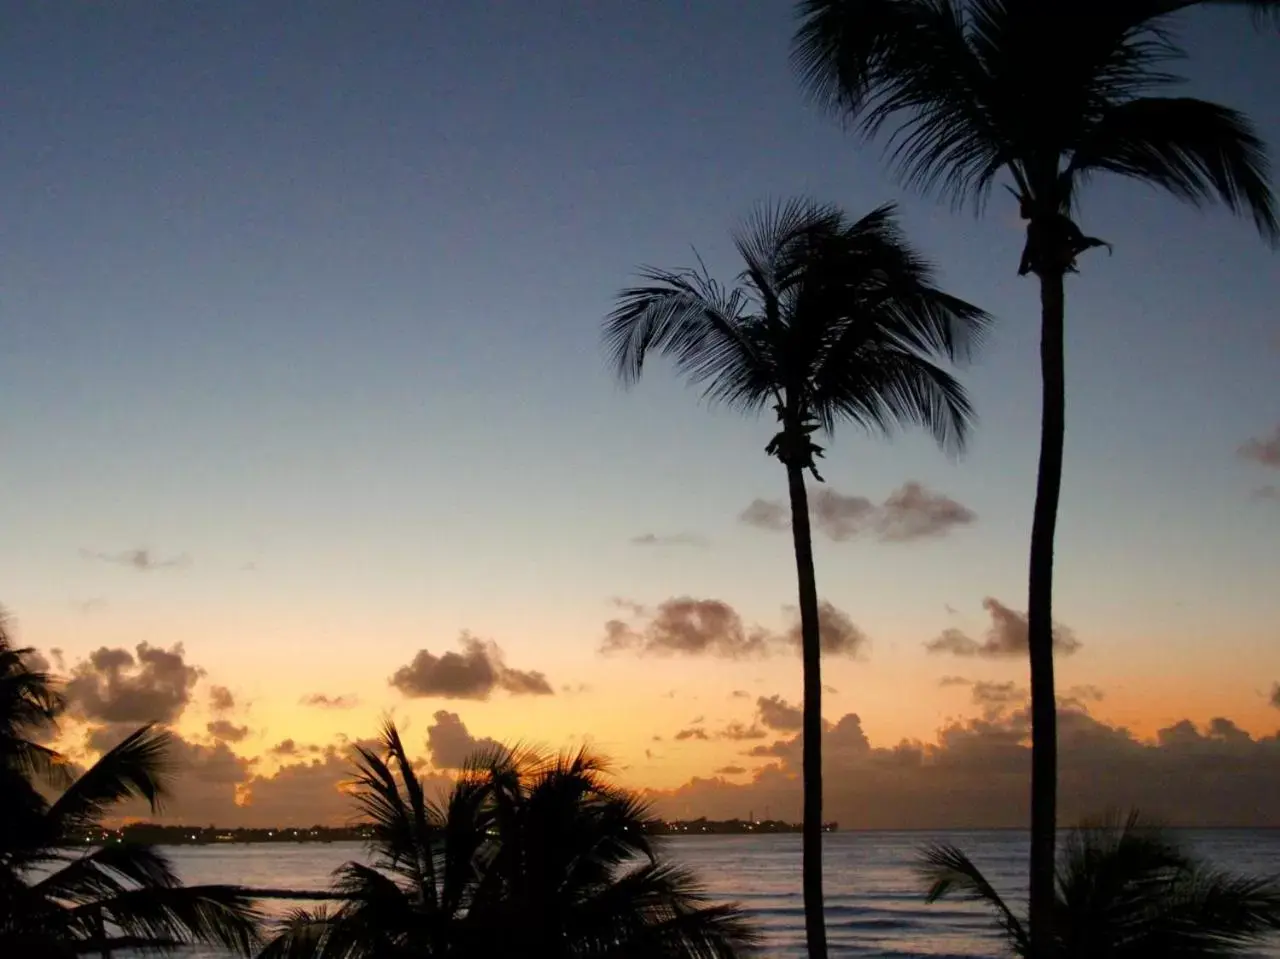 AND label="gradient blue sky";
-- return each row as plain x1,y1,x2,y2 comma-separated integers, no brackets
2,2,1278,811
